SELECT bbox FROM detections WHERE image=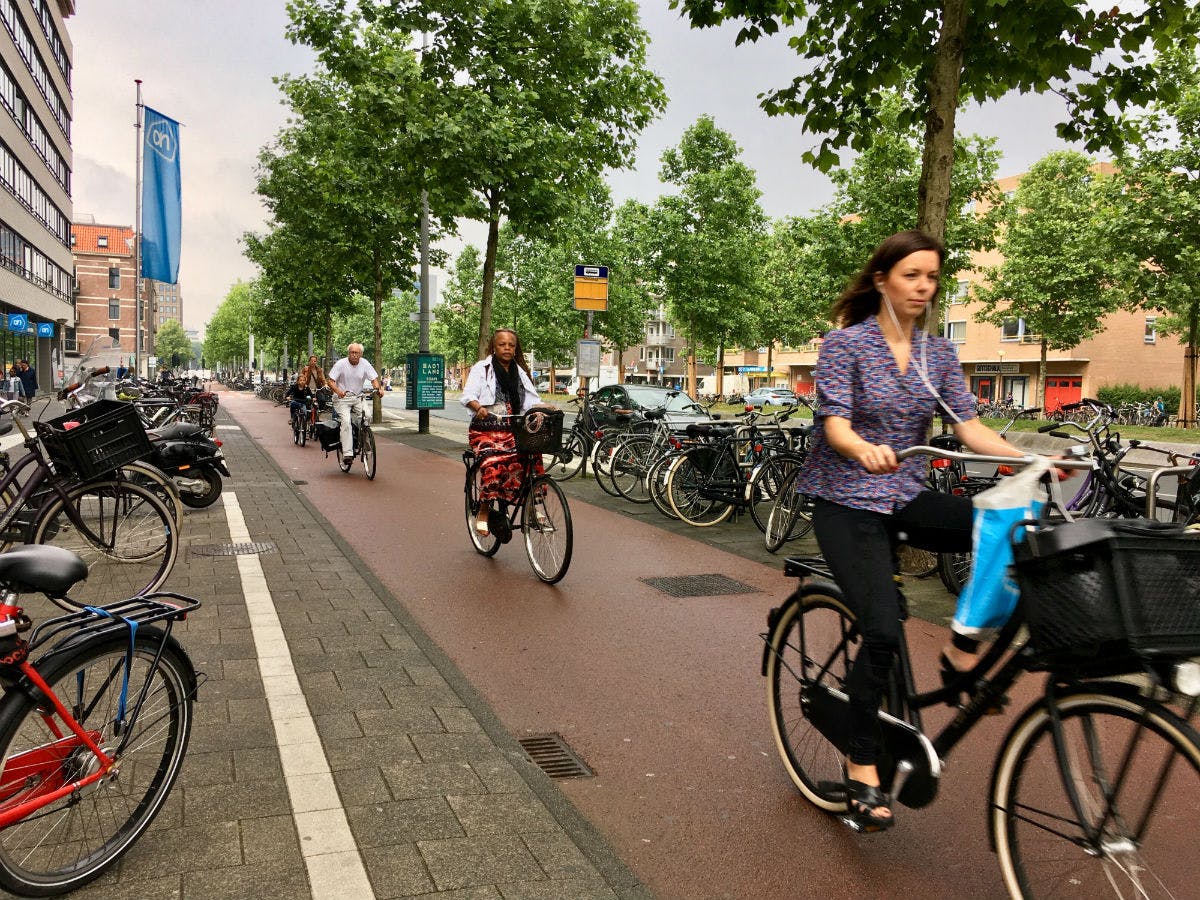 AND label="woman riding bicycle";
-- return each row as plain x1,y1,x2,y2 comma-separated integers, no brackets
795,230,1028,832
461,328,553,536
